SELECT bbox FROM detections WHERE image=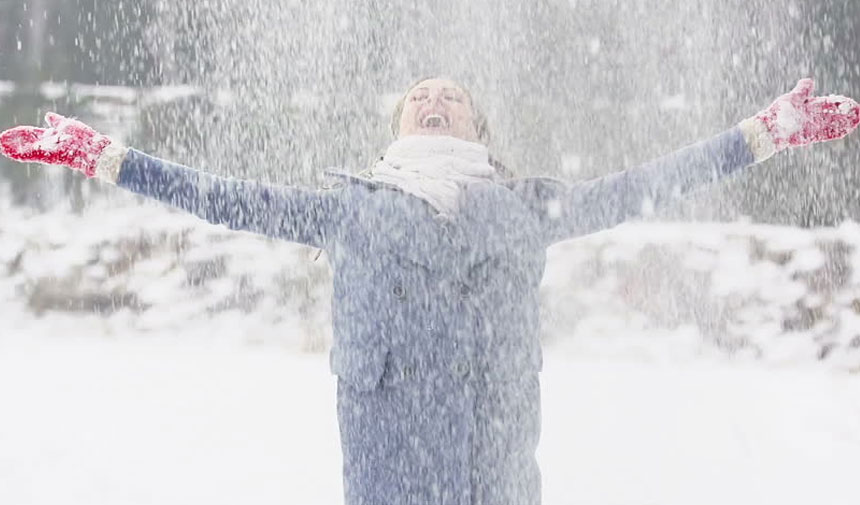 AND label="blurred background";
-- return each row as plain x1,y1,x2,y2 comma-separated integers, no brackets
1,0,859,224
2,3,860,504
2,0,860,358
